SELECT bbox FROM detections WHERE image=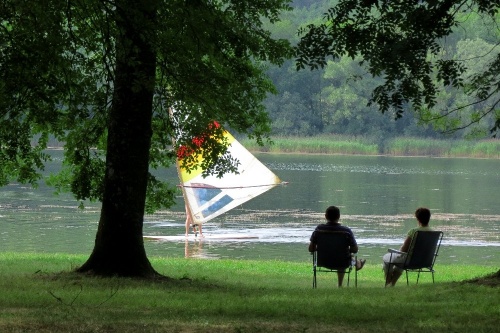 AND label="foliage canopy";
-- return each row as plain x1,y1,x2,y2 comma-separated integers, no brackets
1,0,292,276
295,0,500,137
0,0,292,209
